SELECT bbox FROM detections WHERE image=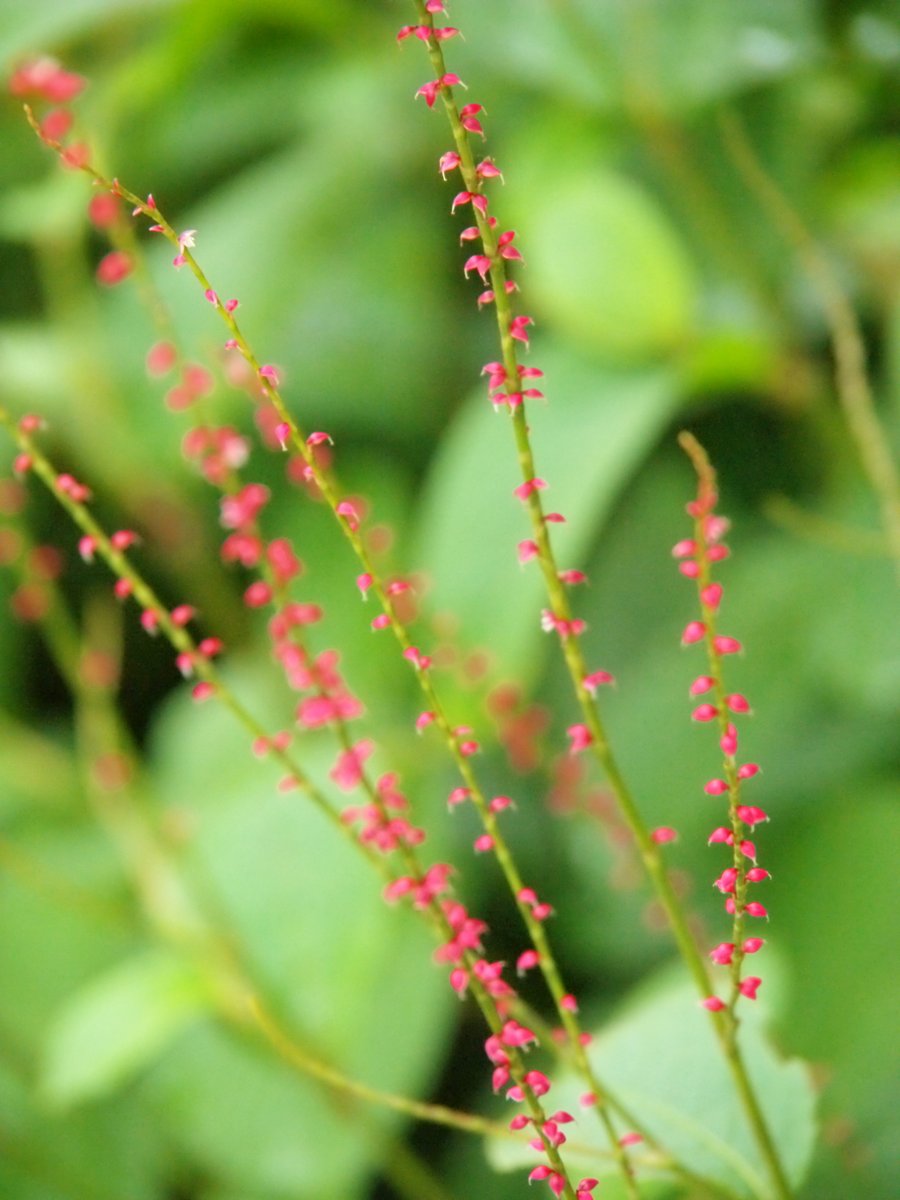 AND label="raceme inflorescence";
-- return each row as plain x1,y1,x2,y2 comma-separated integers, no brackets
0,11,808,1200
